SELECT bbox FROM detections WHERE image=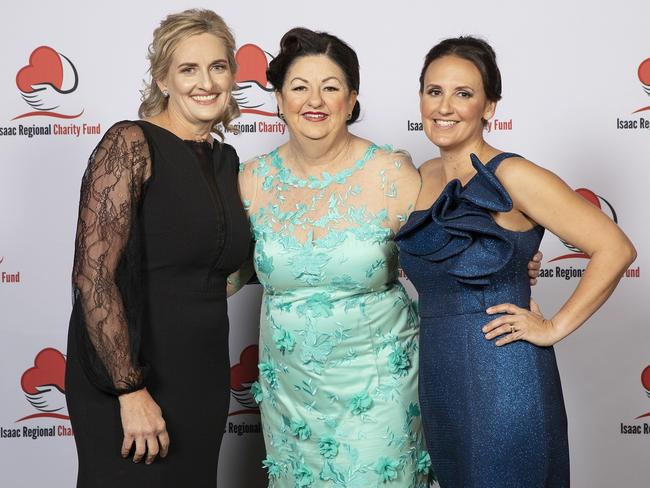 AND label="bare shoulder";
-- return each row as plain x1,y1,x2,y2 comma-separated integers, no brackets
494,155,553,186
418,157,442,177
